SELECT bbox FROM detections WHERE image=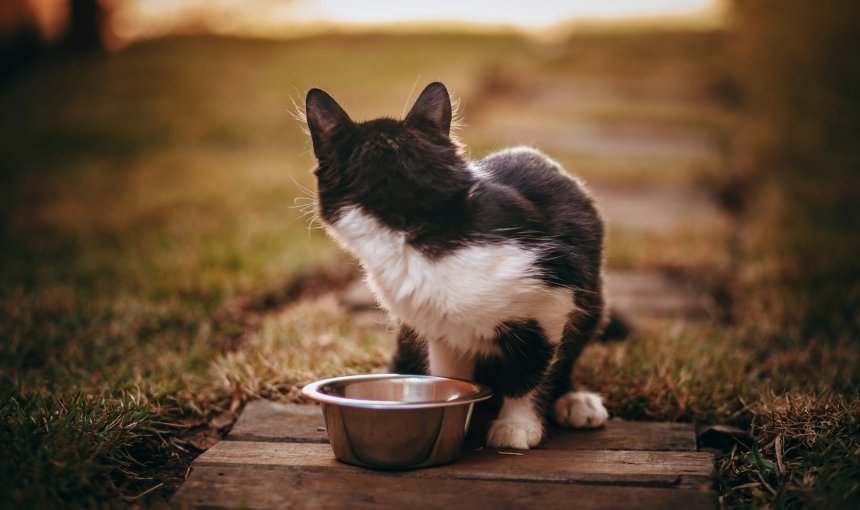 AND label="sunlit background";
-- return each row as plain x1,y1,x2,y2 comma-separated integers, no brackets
10,0,723,47
112,0,721,40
